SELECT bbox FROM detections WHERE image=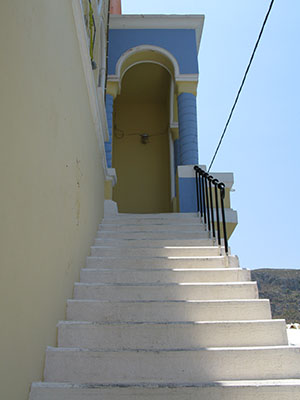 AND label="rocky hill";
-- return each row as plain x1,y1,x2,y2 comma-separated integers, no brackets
251,269,300,323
